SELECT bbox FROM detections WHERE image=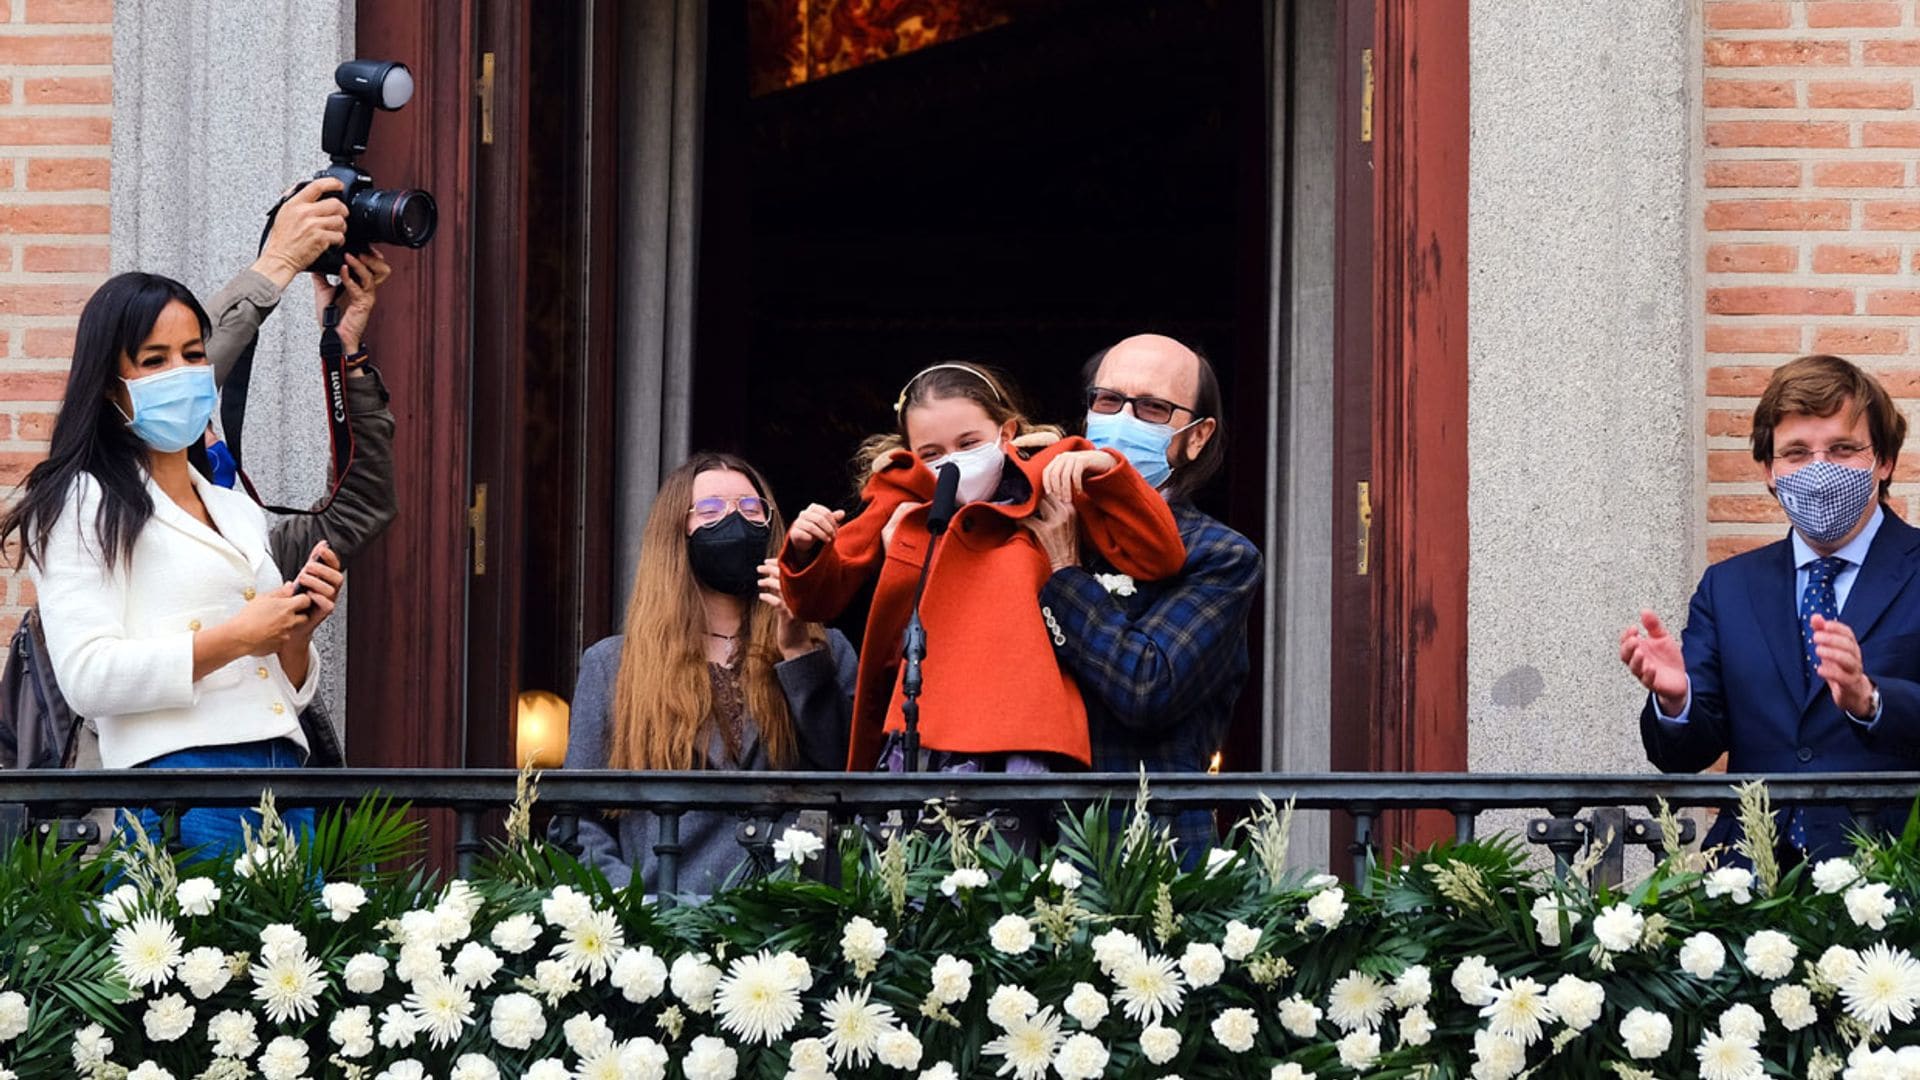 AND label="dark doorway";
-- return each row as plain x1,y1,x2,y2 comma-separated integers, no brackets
692,0,1274,768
